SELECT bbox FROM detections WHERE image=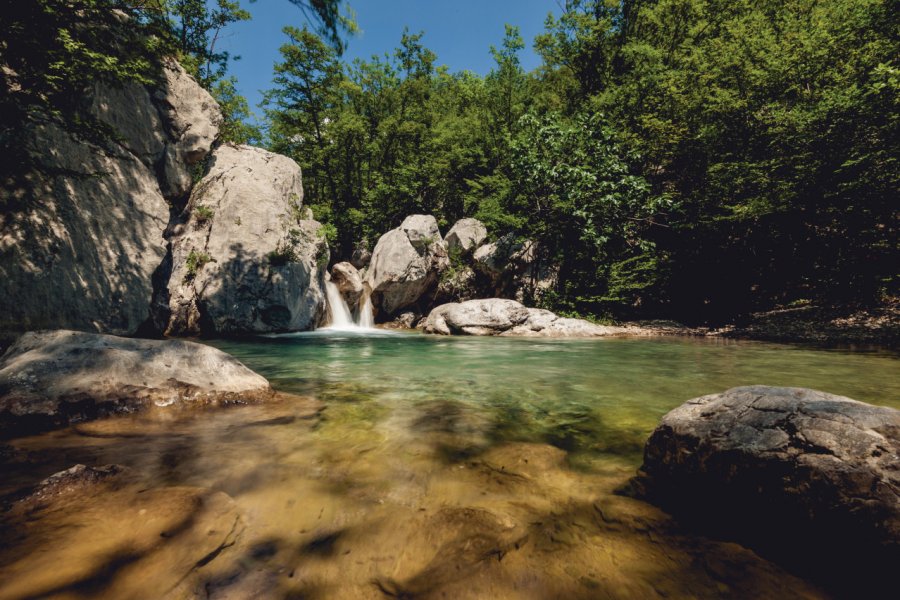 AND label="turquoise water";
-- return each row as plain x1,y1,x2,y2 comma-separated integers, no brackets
3,333,897,598
211,332,900,464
